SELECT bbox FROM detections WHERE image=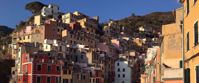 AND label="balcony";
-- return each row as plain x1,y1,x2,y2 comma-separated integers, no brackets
162,68,183,80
